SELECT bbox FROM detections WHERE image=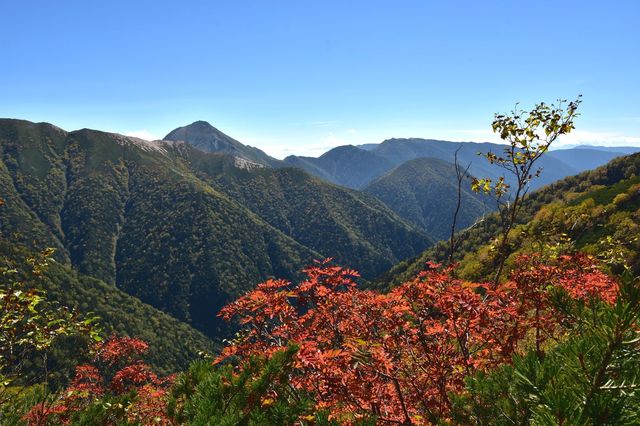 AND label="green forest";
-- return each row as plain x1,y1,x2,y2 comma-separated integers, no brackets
1,98,640,425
